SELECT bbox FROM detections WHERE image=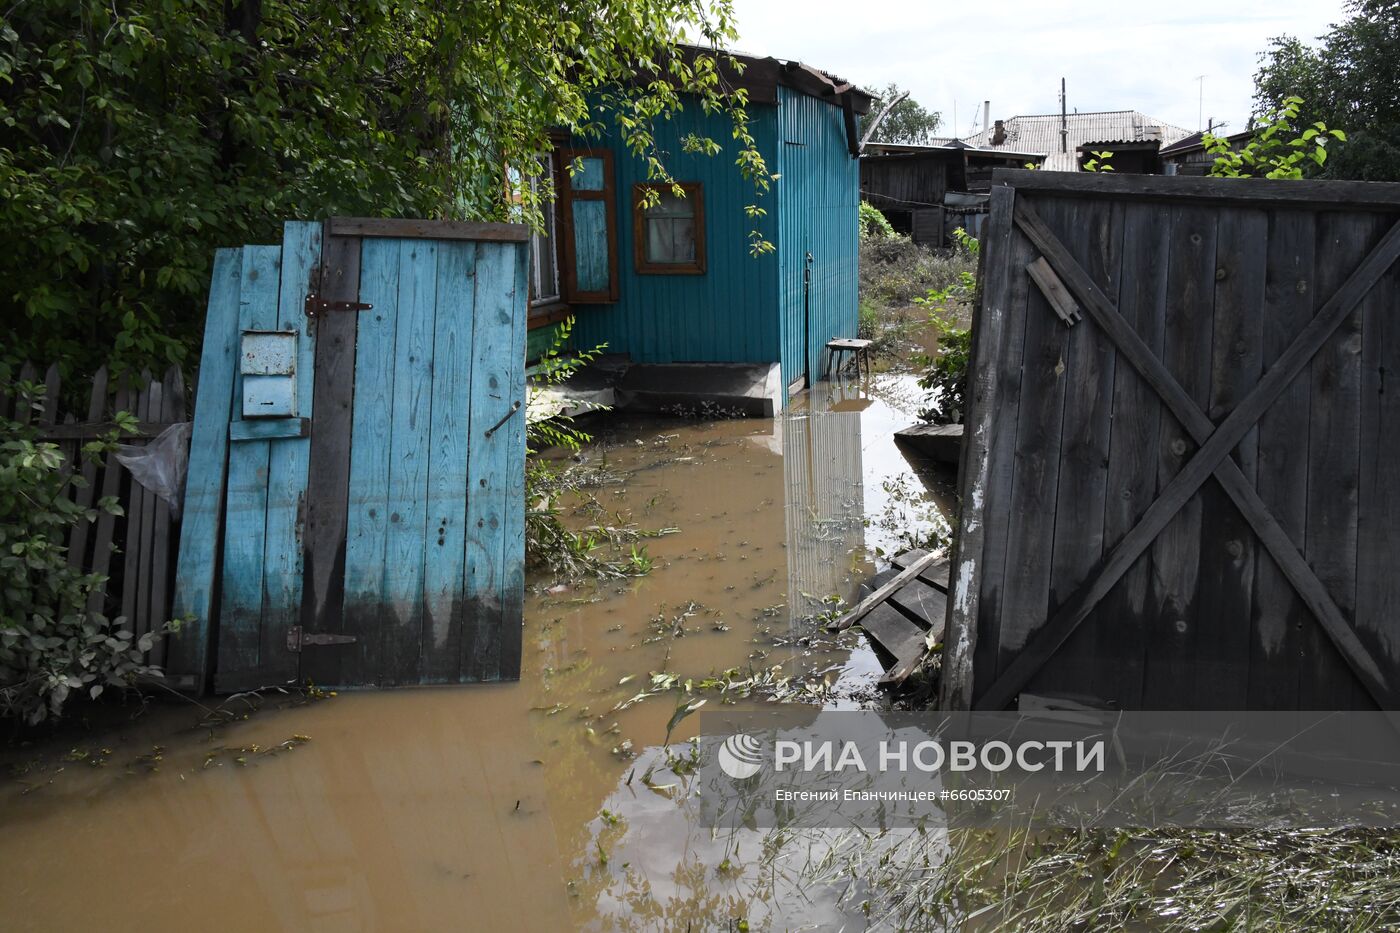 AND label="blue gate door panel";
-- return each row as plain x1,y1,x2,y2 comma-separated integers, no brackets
382,238,438,684
176,218,529,692
462,241,526,682
423,242,477,682
340,237,400,685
